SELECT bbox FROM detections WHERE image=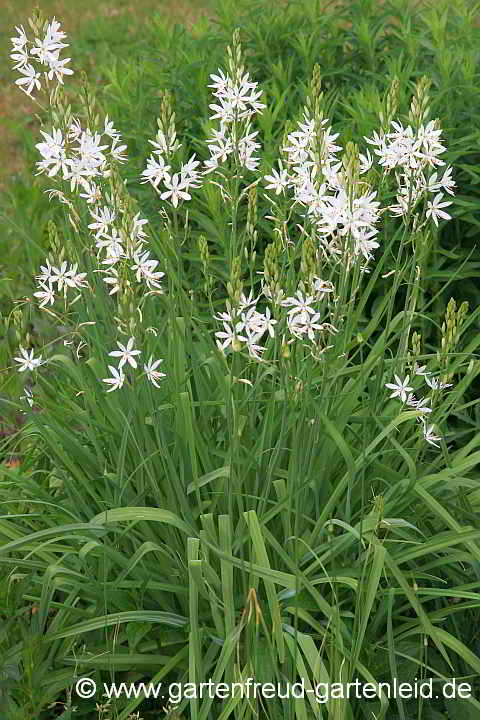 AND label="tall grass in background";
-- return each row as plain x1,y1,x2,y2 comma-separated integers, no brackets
1,2,480,719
